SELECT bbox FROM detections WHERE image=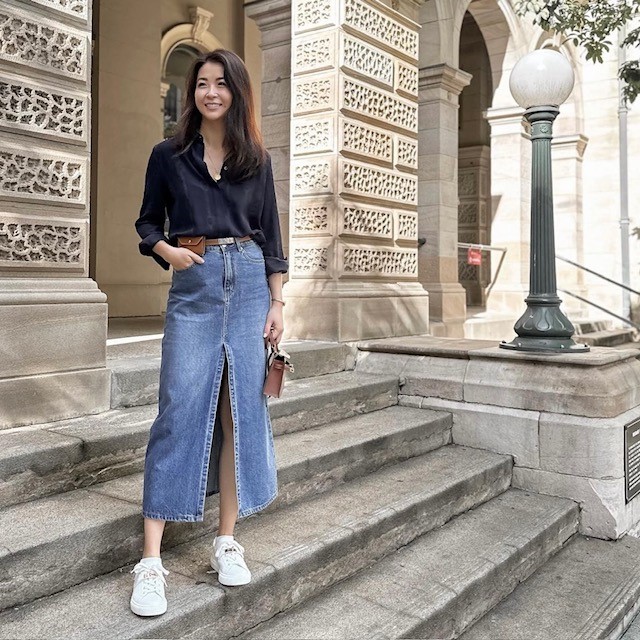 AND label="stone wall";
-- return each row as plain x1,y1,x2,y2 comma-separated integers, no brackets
0,0,109,428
